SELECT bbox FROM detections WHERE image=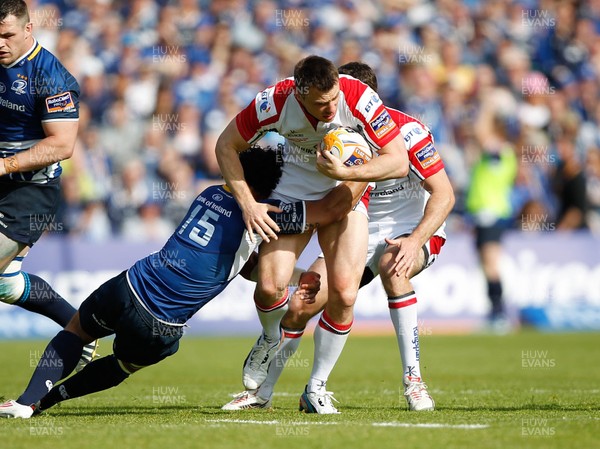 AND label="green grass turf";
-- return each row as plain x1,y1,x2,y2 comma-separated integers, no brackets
1,332,599,449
